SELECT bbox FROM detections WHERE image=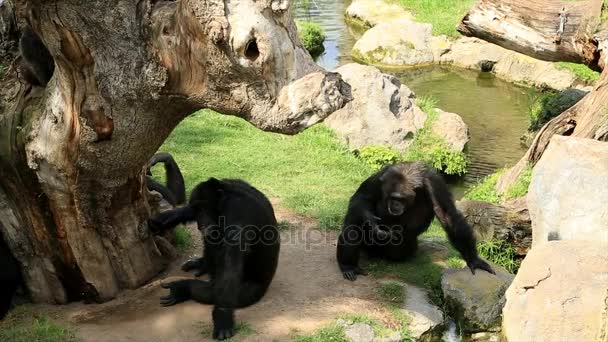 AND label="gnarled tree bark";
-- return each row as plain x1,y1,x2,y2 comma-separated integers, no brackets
458,0,605,70
0,0,351,303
